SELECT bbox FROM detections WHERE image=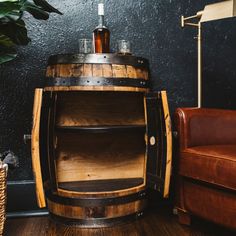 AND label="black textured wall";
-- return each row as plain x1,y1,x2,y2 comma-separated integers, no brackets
0,0,235,183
